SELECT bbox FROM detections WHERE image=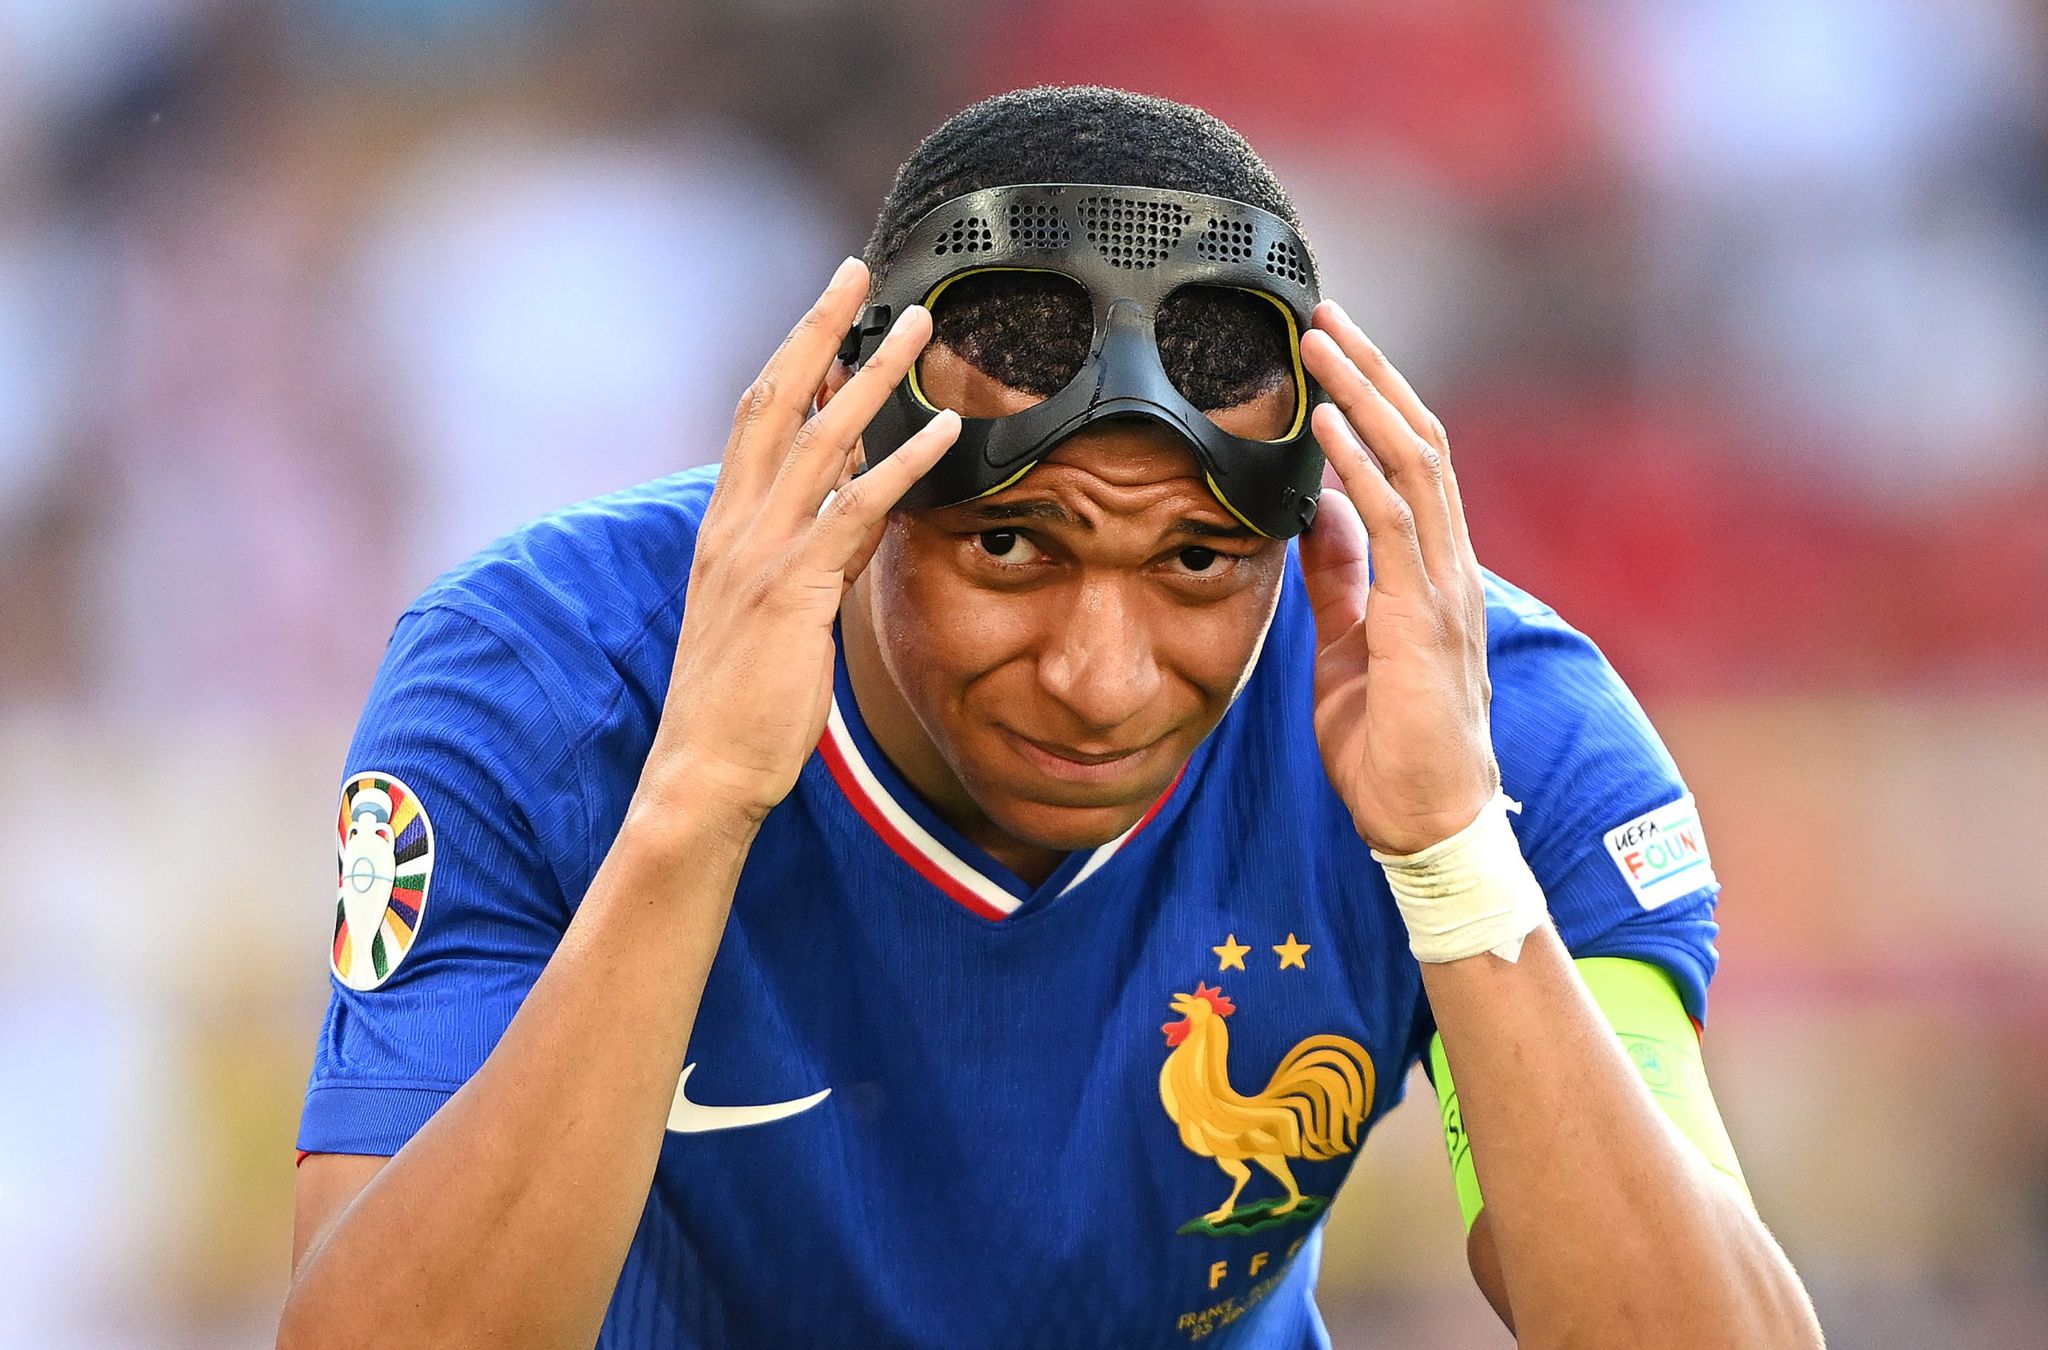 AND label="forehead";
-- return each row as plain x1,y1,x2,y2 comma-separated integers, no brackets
982,426,1231,523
